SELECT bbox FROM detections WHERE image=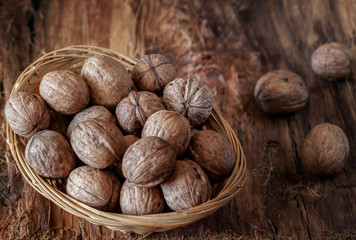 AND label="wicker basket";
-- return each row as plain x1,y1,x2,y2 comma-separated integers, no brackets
6,45,247,234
